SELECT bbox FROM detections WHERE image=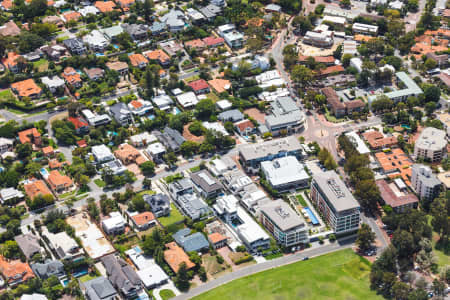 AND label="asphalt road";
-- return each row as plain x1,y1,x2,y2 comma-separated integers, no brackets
173,235,356,300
